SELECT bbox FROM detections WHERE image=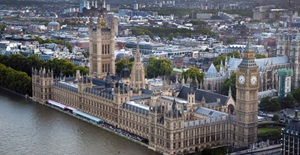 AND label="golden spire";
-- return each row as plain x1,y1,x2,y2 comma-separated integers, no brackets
100,16,106,26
